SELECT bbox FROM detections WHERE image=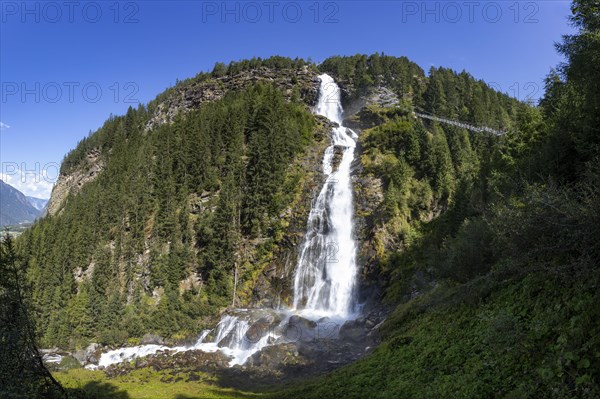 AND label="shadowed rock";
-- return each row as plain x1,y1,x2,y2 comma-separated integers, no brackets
283,315,317,343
